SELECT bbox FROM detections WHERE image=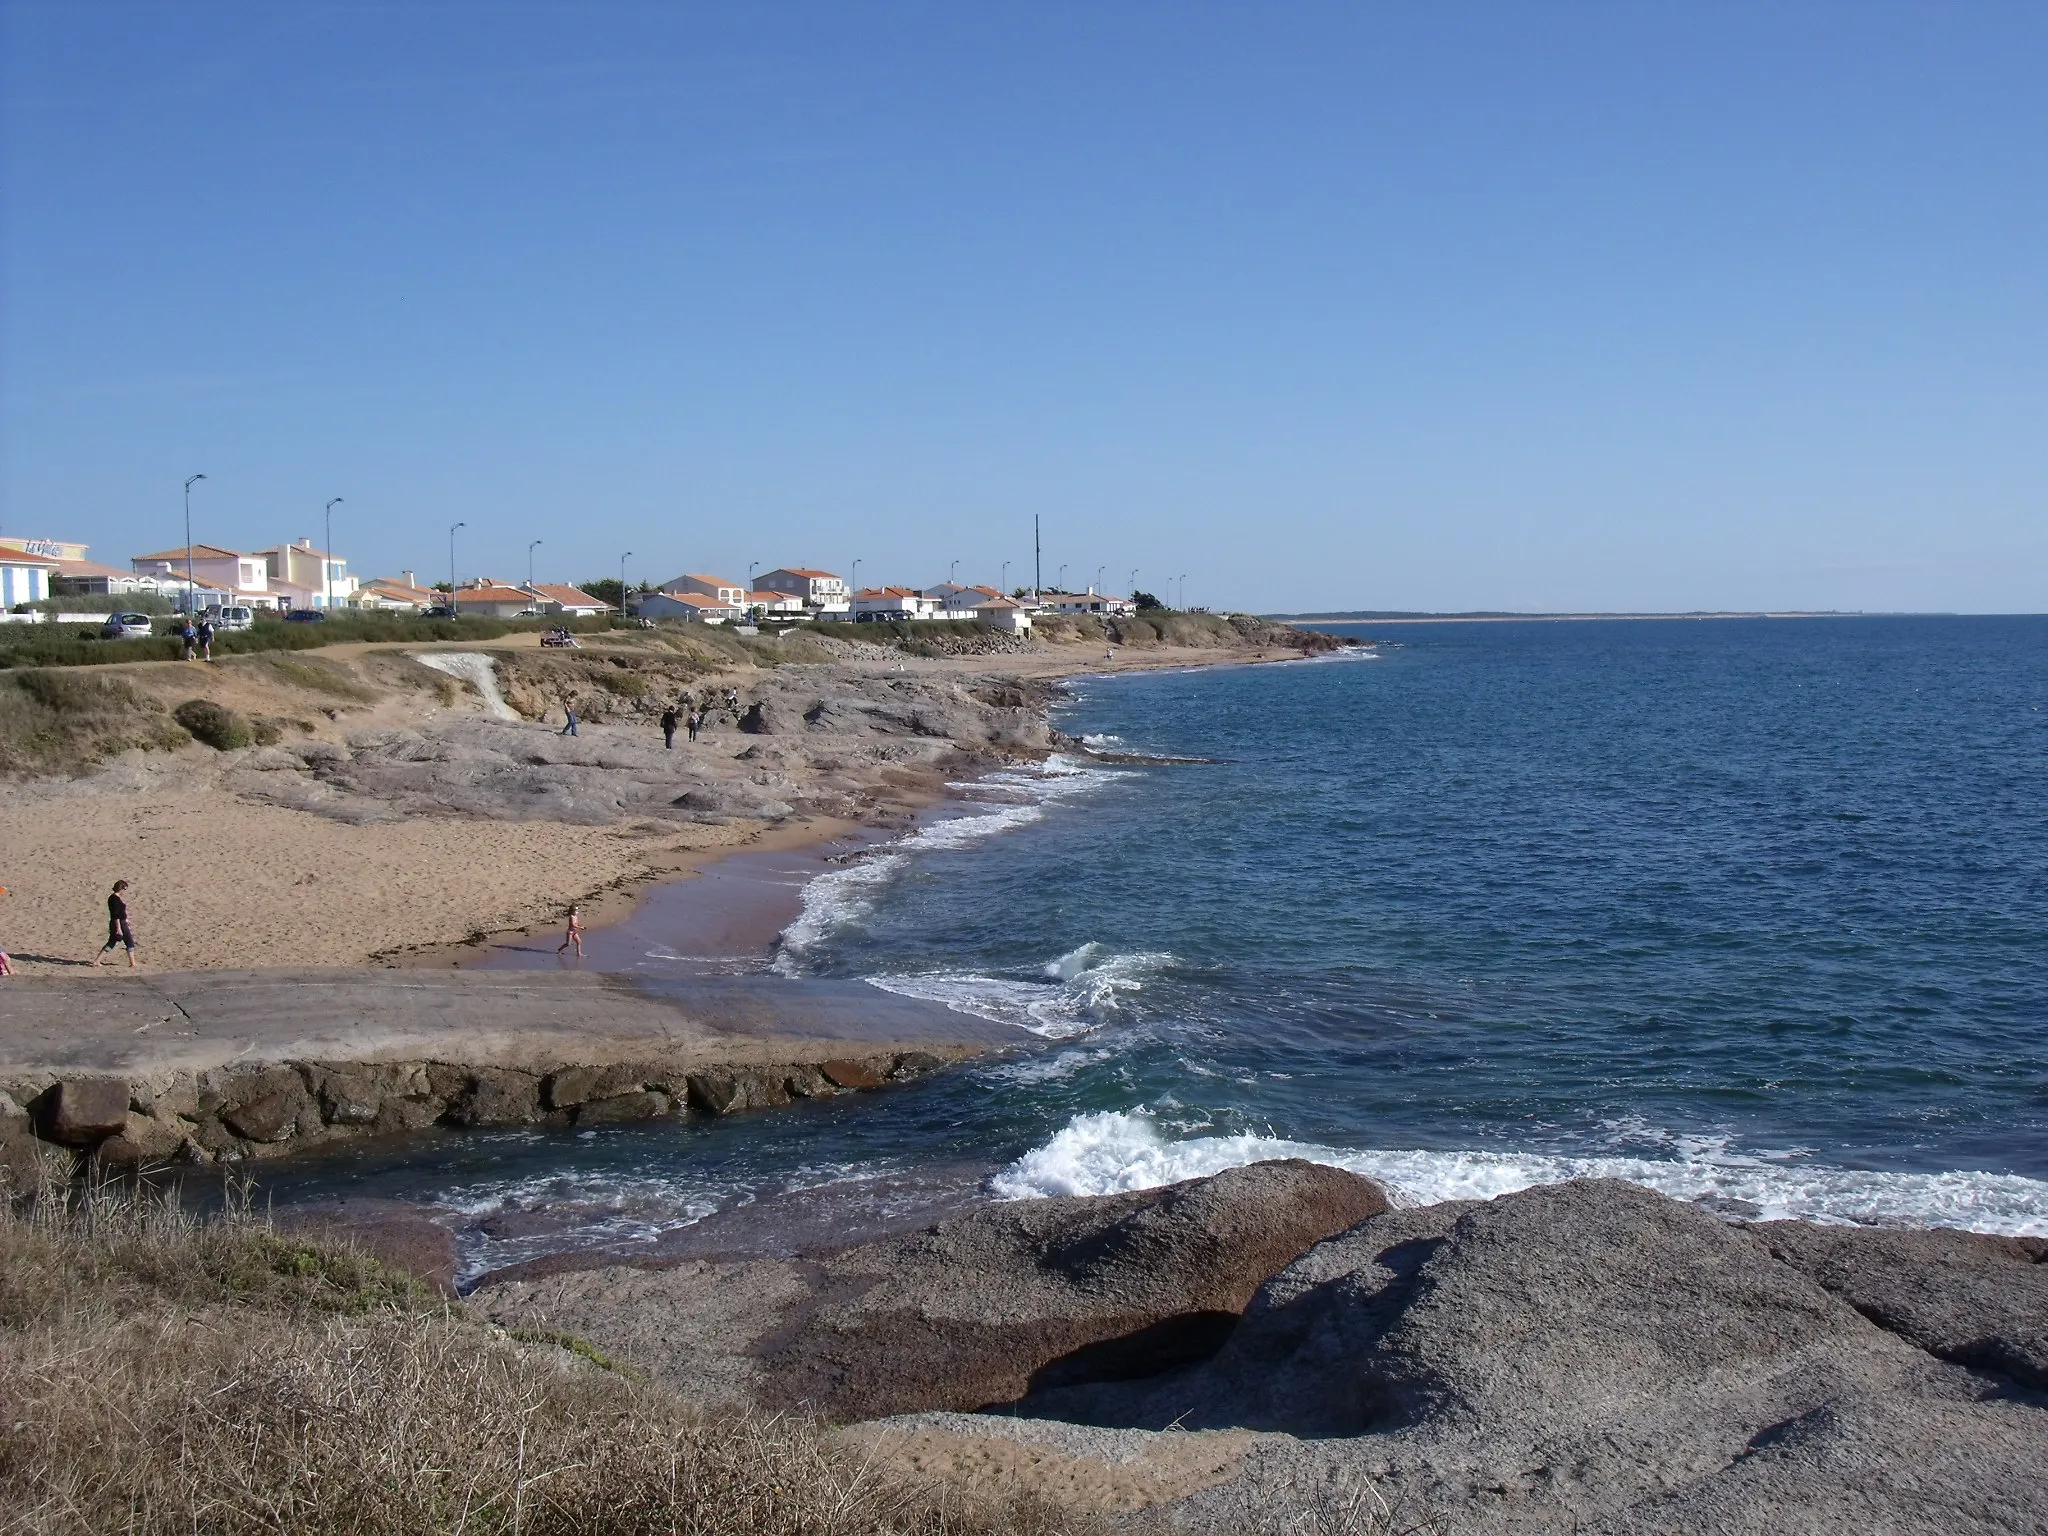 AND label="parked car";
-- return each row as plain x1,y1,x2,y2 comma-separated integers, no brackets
282,609,327,623
204,605,254,630
100,613,154,639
